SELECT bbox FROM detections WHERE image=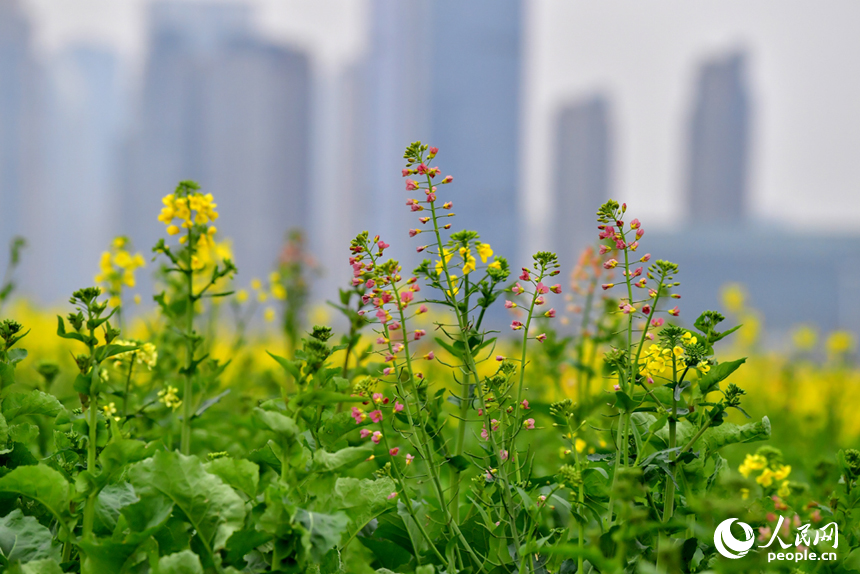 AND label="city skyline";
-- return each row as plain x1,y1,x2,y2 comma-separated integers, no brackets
1,0,858,342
